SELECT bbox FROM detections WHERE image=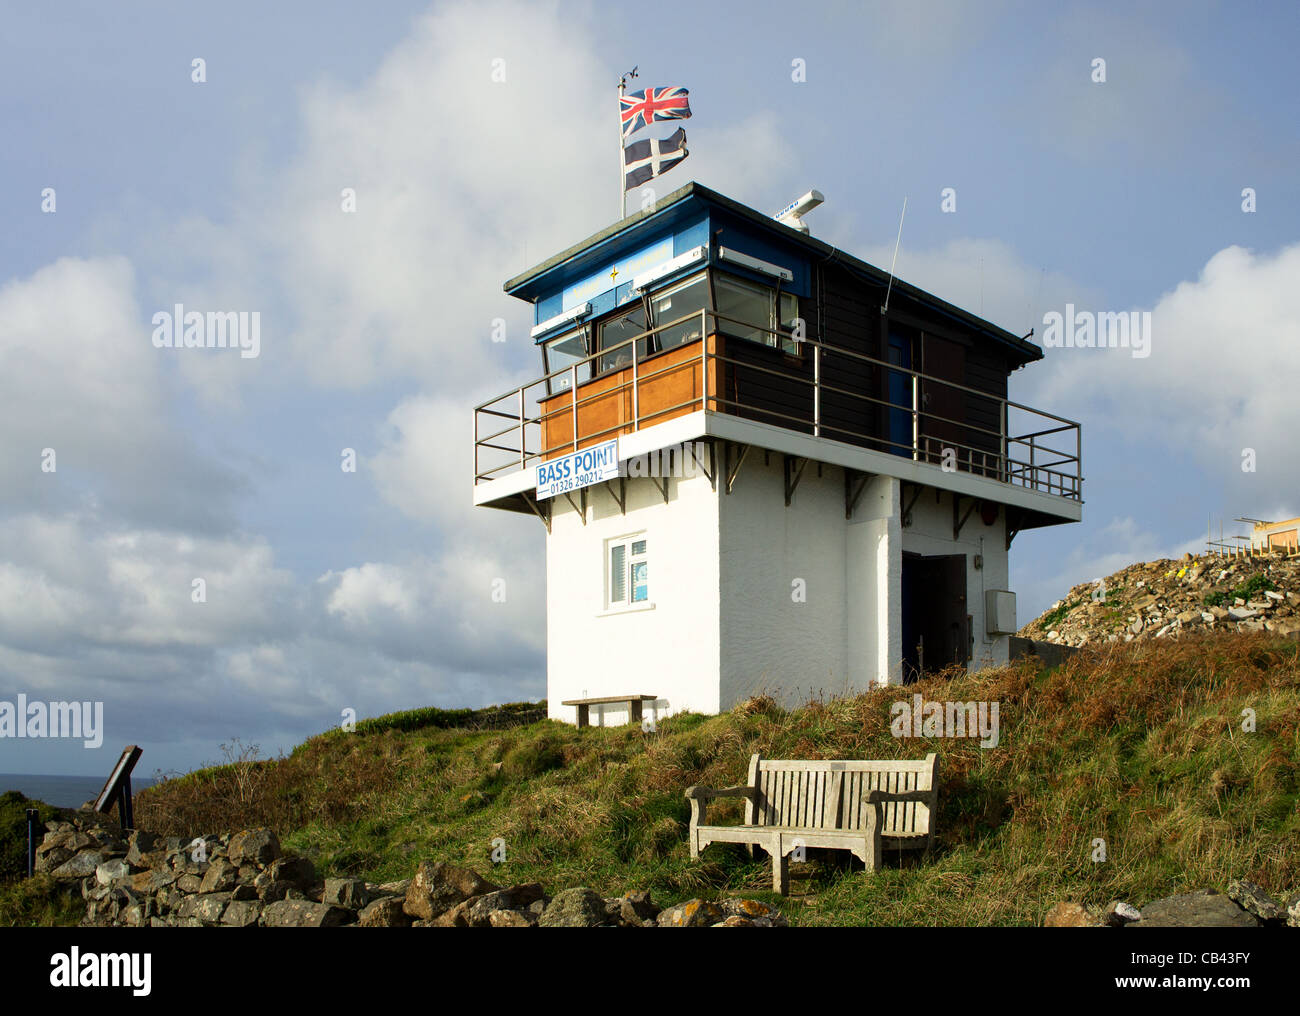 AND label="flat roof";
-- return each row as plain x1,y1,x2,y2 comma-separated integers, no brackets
504,181,1043,364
